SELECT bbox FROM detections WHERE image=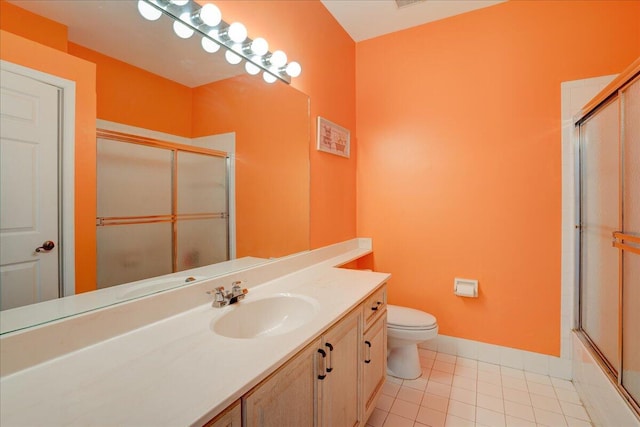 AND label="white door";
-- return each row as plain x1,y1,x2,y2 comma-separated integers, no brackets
0,69,60,311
